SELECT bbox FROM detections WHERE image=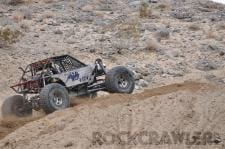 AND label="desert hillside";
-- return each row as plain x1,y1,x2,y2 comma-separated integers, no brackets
0,0,225,148
0,82,225,149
